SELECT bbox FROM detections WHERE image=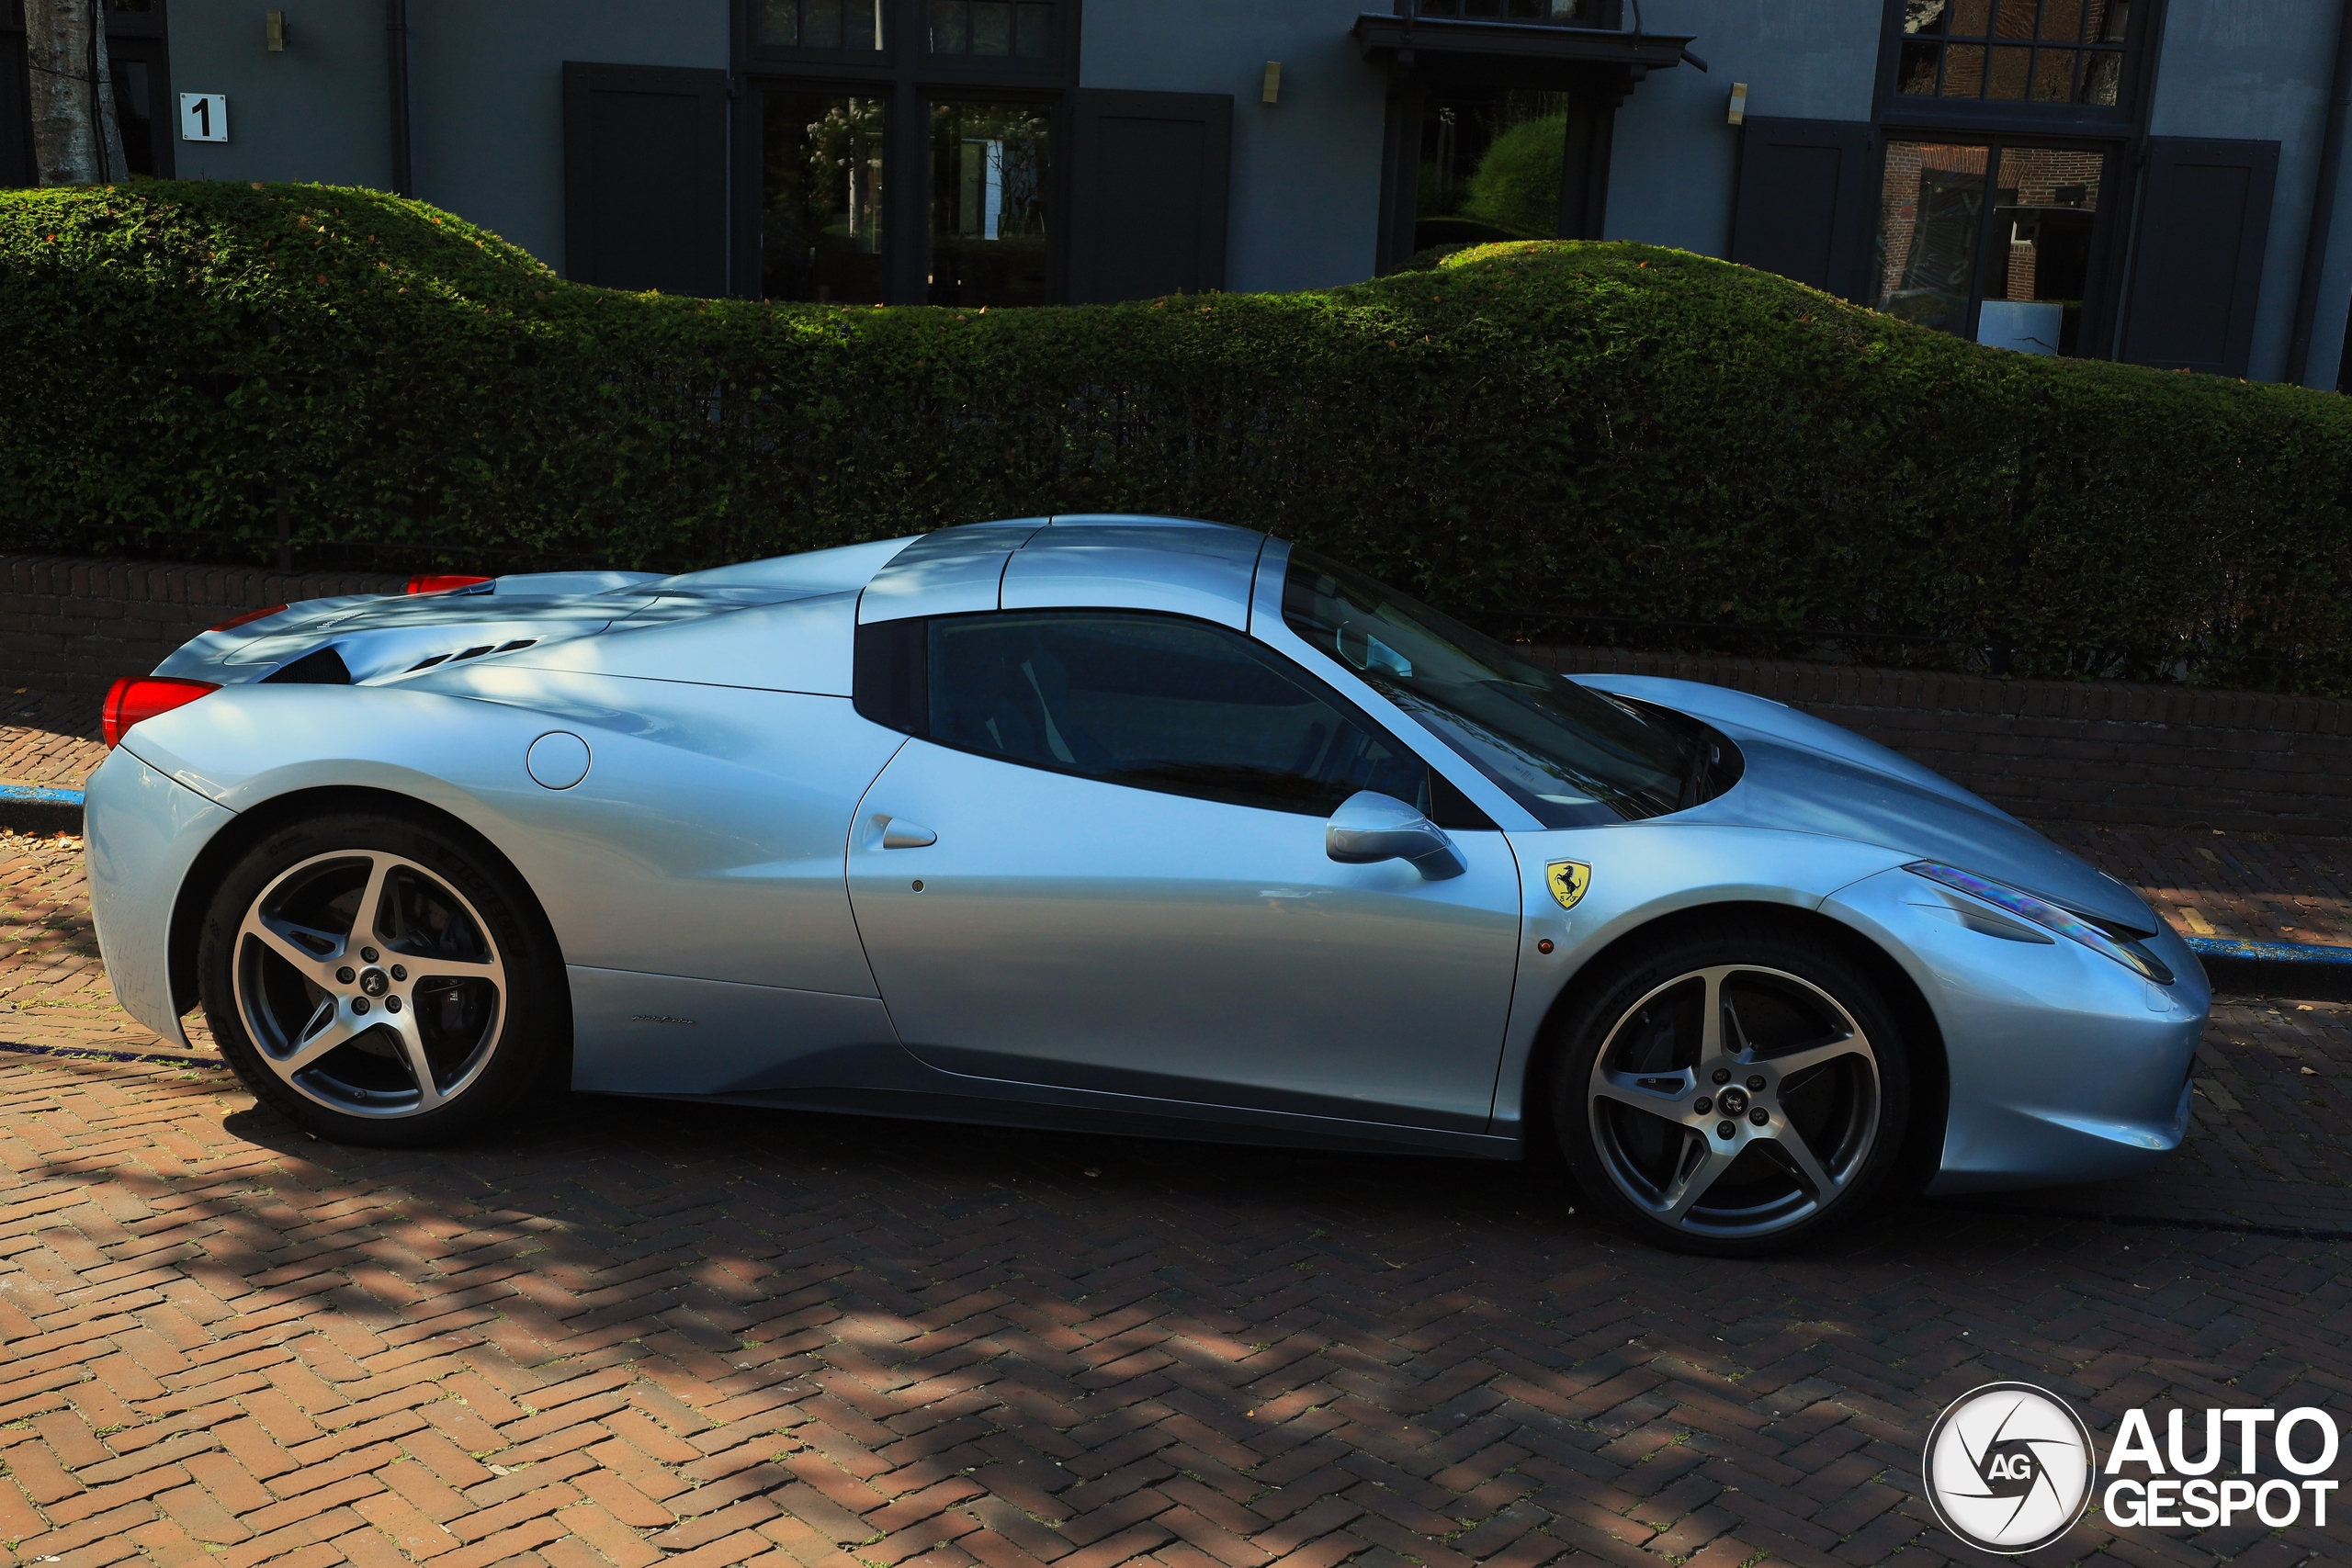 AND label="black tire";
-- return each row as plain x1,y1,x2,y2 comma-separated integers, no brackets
197,808,567,1147
1548,919,1910,1257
